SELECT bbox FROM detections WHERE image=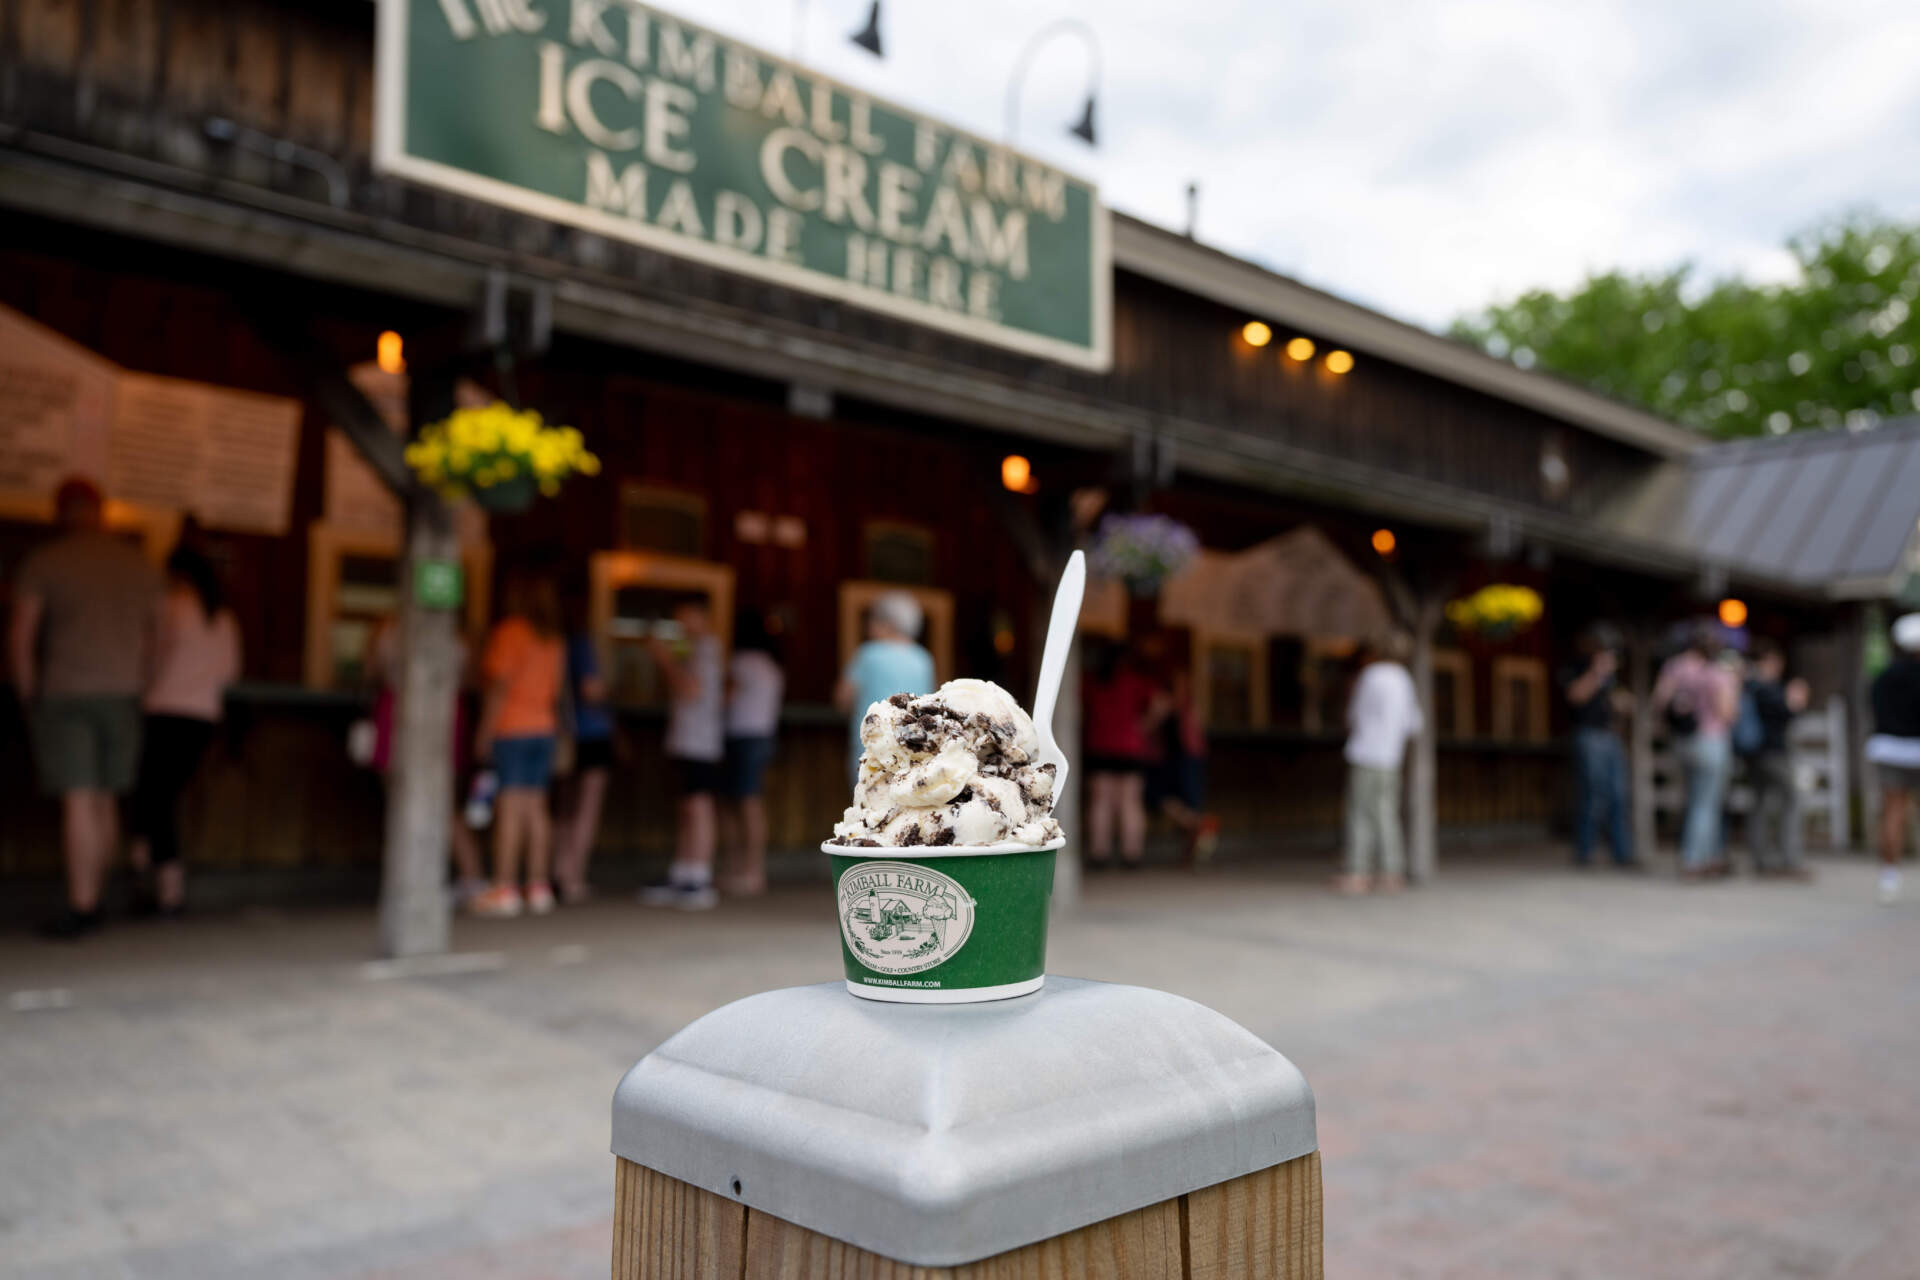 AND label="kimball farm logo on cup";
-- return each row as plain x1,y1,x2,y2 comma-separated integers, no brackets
837,861,975,979
373,0,1110,368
